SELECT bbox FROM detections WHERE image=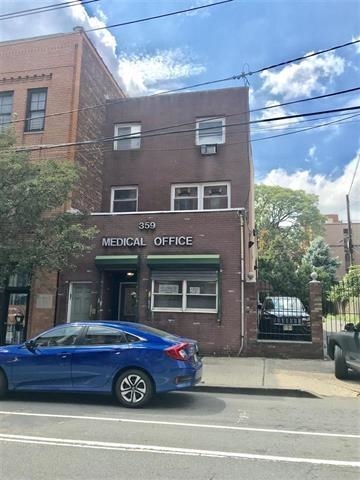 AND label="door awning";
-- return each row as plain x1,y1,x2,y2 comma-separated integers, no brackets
95,255,138,270
146,254,220,269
